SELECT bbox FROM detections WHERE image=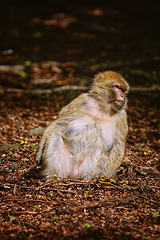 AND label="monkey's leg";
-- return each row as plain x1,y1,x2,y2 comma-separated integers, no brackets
40,133,80,179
